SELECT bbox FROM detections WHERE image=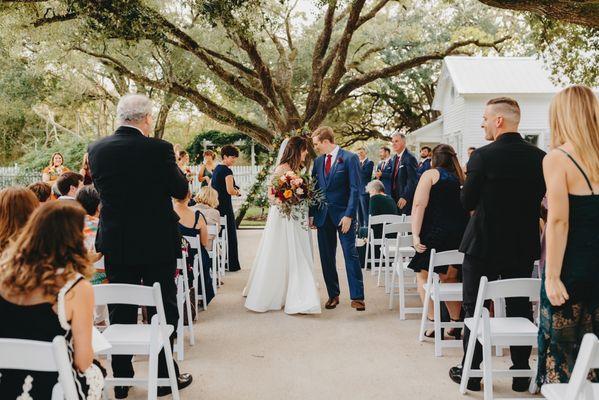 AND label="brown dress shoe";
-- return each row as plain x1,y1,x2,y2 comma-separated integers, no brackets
325,296,339,309
351,300,366,311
